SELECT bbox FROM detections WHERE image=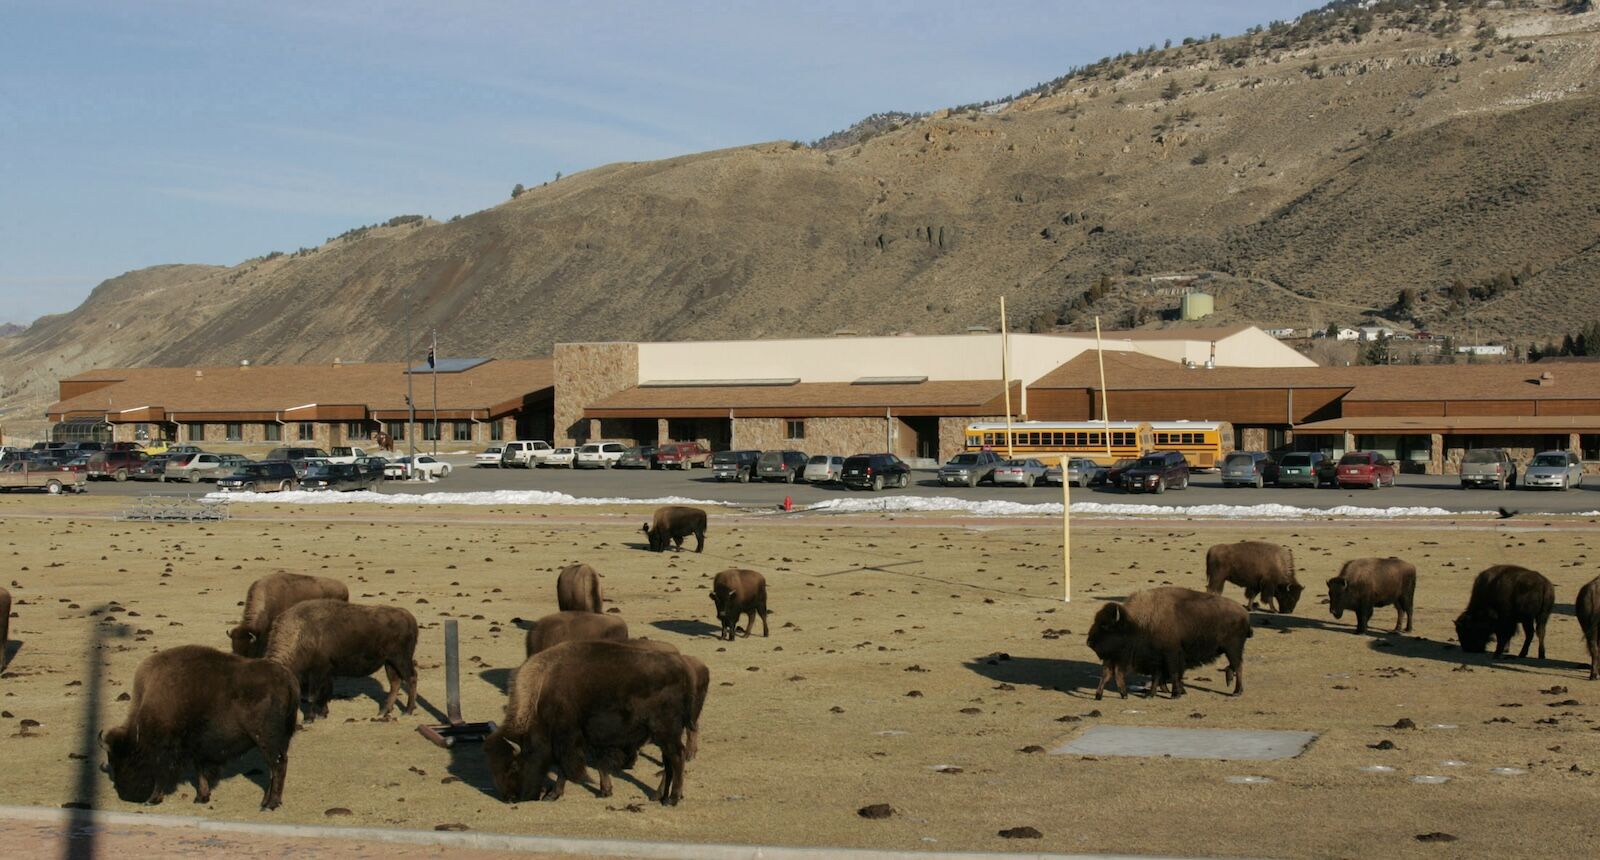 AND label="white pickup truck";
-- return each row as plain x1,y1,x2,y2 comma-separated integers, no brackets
325,446,373,465
501,440,553,468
